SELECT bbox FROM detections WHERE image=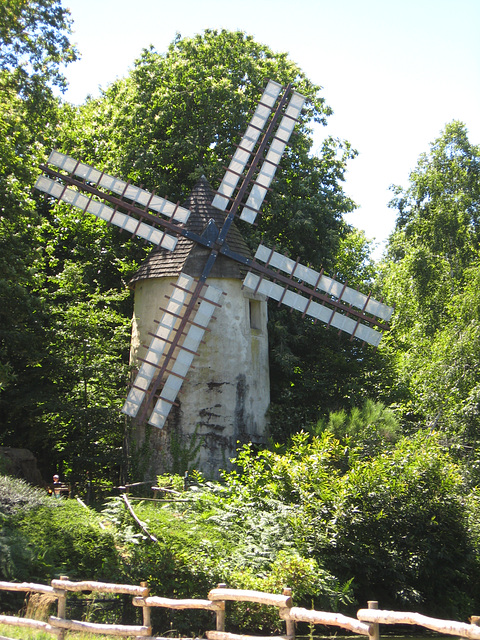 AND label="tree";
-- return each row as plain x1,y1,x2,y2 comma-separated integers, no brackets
0,0,78,97
0,0,77,399
385,121,480,332
0,0,123,484
0,62,56,404
220,430,480,618
312,399,400,461
379,122,480,443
